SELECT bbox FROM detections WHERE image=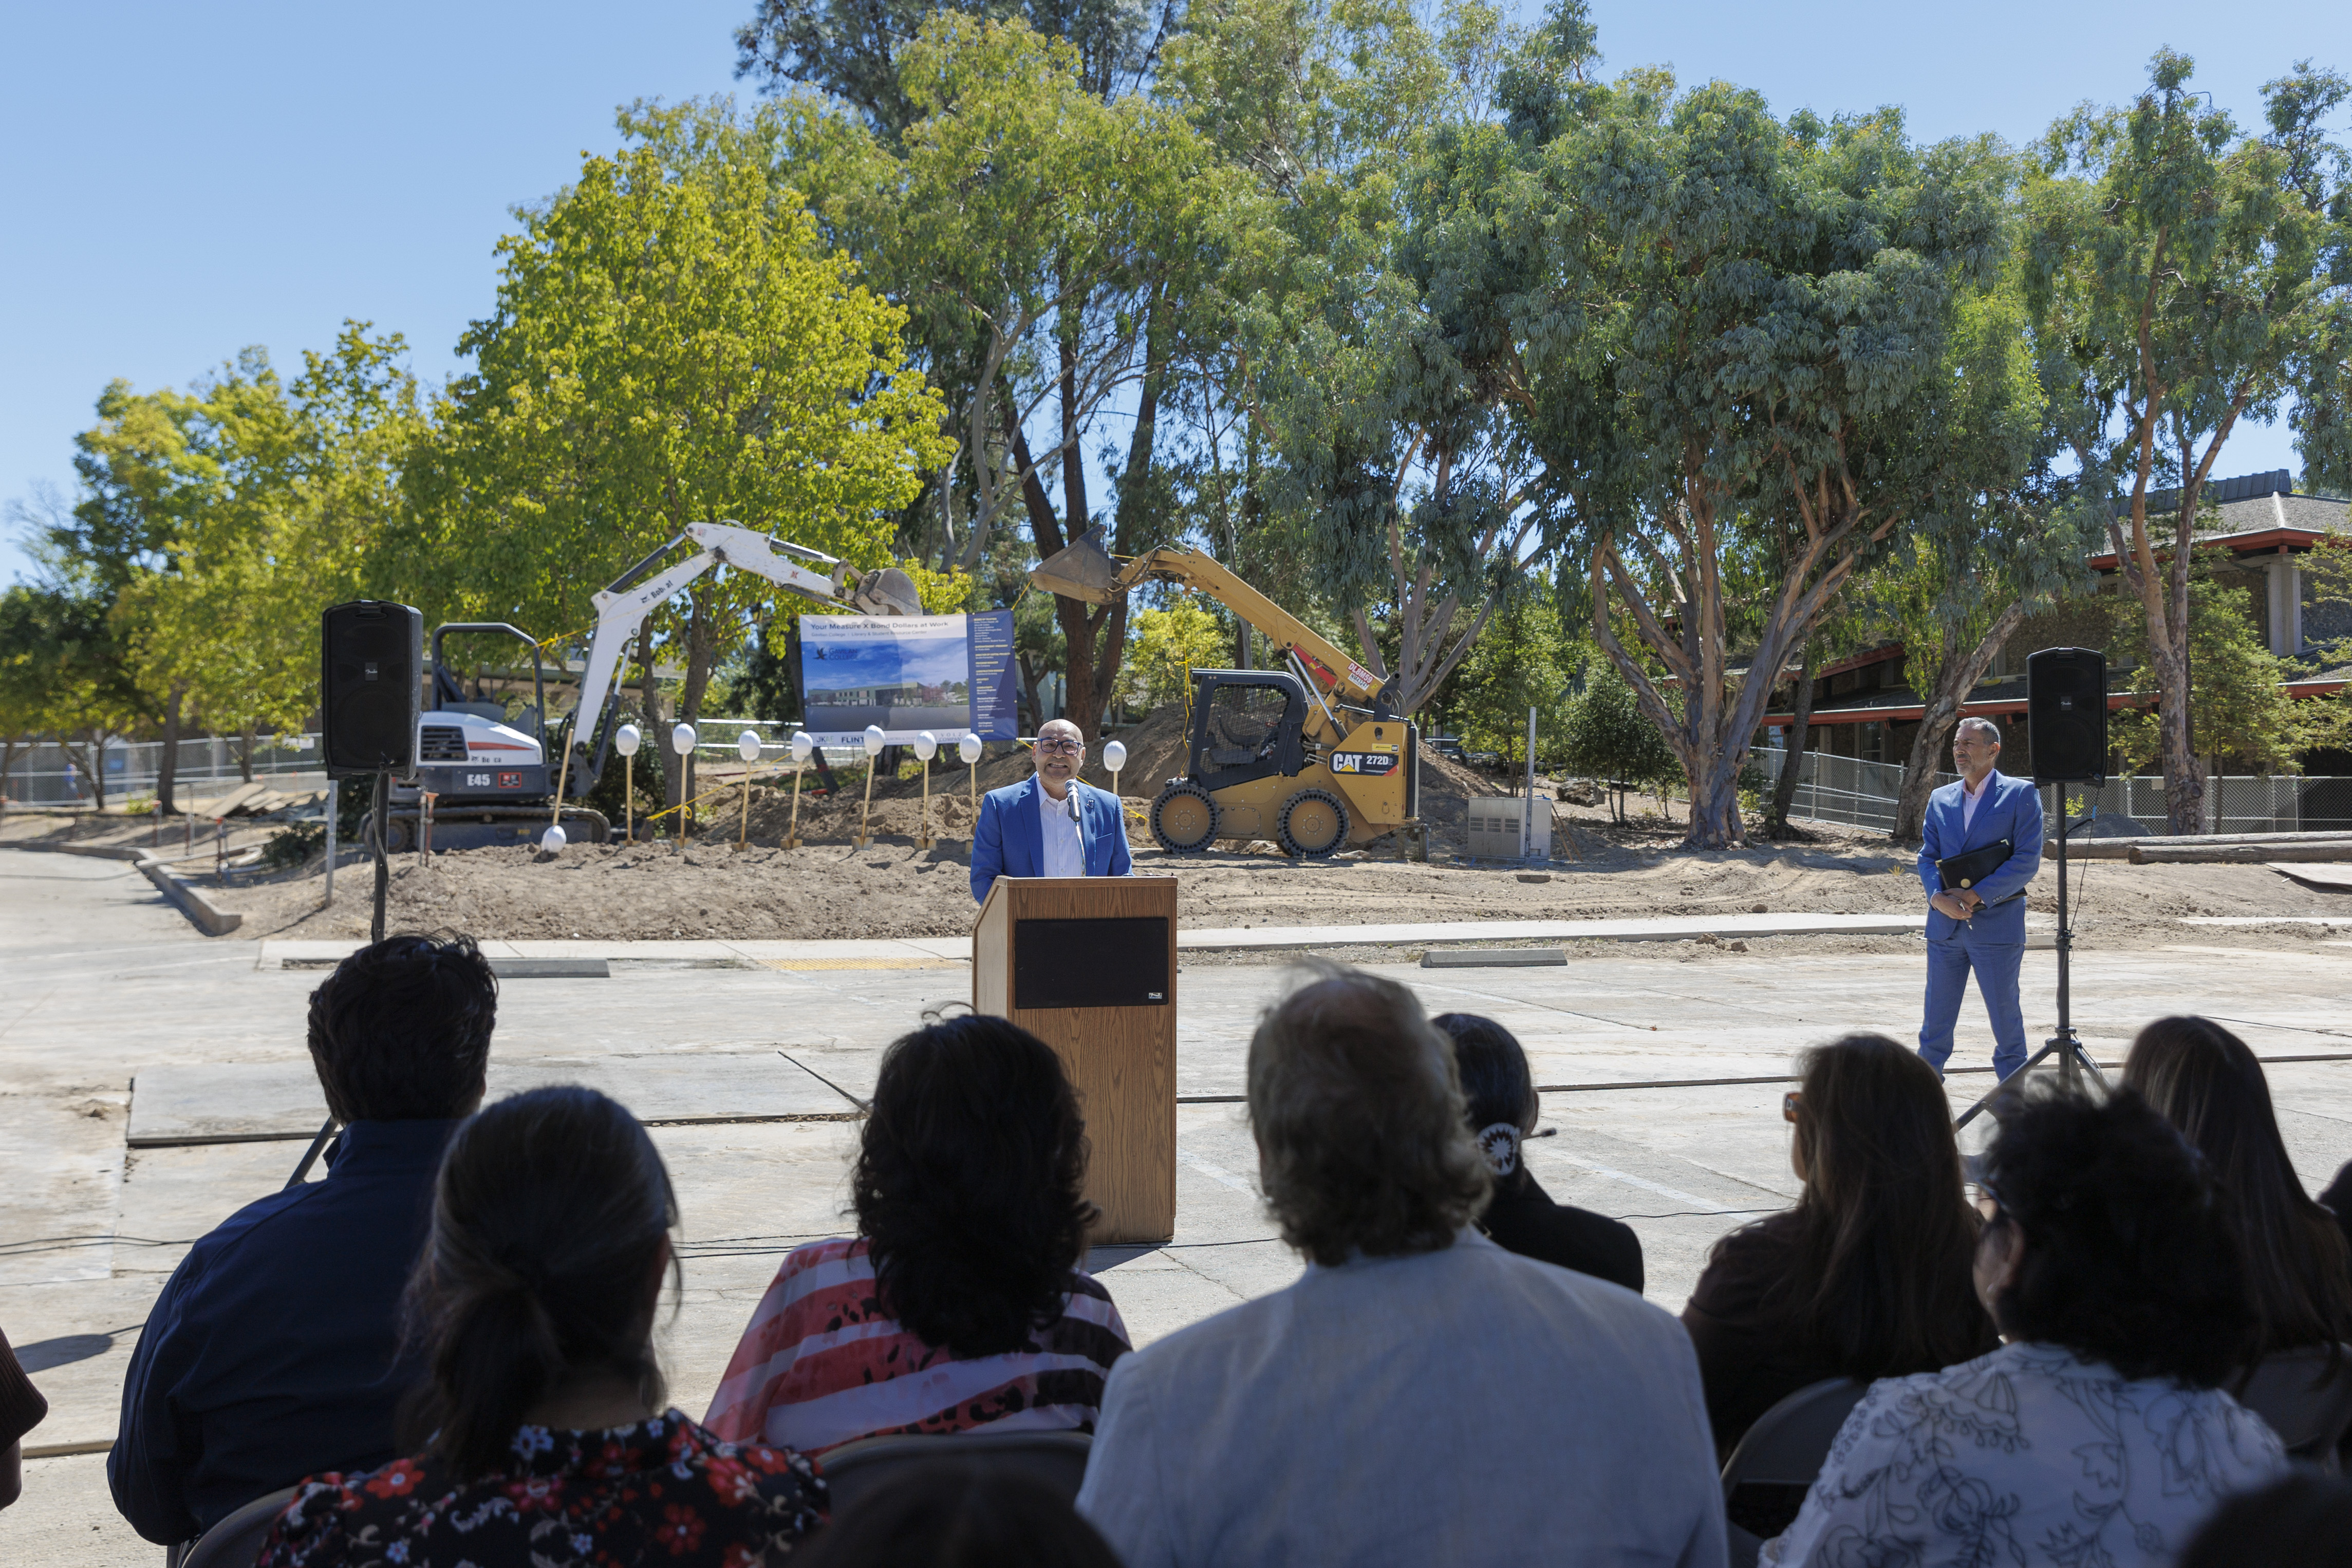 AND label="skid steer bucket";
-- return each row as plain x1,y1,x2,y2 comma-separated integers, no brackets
1030,528,1126,604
